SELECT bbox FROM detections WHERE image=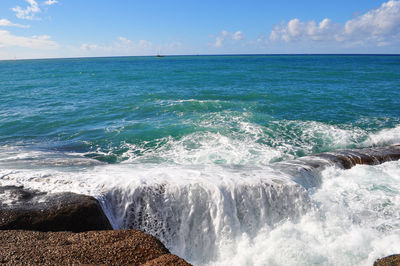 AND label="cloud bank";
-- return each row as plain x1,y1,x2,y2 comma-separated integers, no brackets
0,19,30,28
79,37,184,57
80,37,153,52
0,30,58,49
269,0,400,47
